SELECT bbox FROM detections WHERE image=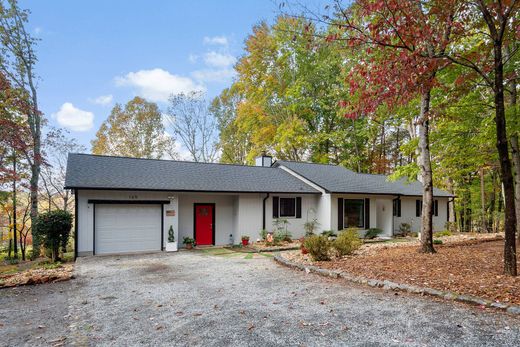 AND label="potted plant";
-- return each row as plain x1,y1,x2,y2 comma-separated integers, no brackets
241,235,250,246
183,236,195,250
165,226,177,252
